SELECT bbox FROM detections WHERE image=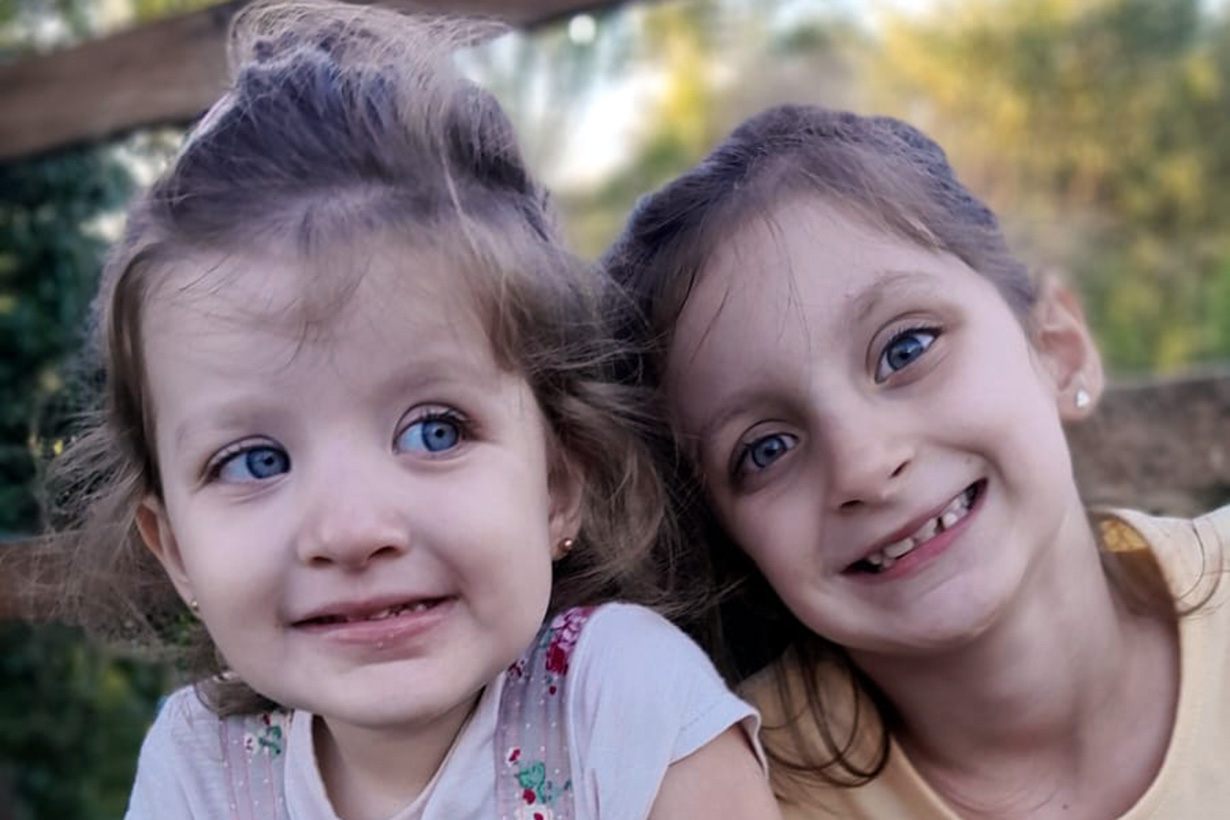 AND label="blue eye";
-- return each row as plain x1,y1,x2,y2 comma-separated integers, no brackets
397,413,464,454
734,432,798,478
876,328,938,382
215,445,290,483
